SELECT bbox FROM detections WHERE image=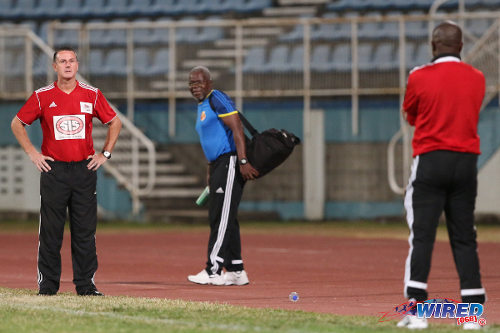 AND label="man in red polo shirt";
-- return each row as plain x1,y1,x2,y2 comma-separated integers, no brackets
397,21,486,330
11,46,122,296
